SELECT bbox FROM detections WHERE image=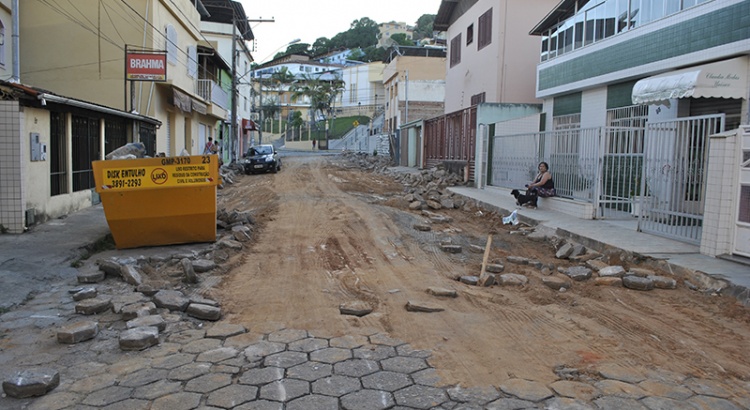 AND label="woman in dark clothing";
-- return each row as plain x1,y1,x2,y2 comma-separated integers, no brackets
526,162,556,197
